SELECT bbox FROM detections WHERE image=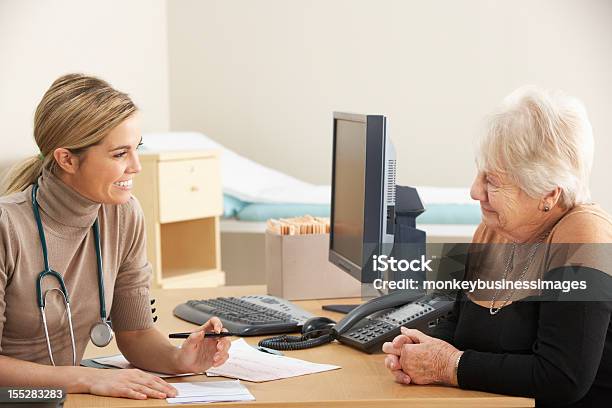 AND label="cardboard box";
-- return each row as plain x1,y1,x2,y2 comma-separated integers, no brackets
265,232,362,300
